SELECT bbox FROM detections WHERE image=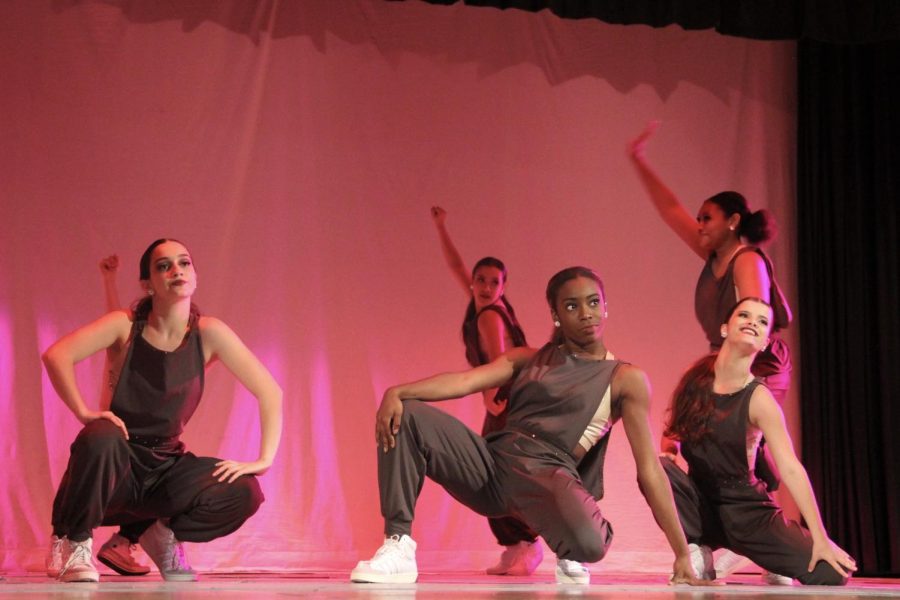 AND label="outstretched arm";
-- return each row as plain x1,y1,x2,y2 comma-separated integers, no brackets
430,206,472,294
617,365,706,585
750,387,857,577
42,310,133,438
628,122,706,260
200,317,284,483
376,347,534,452
99,255,122,311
